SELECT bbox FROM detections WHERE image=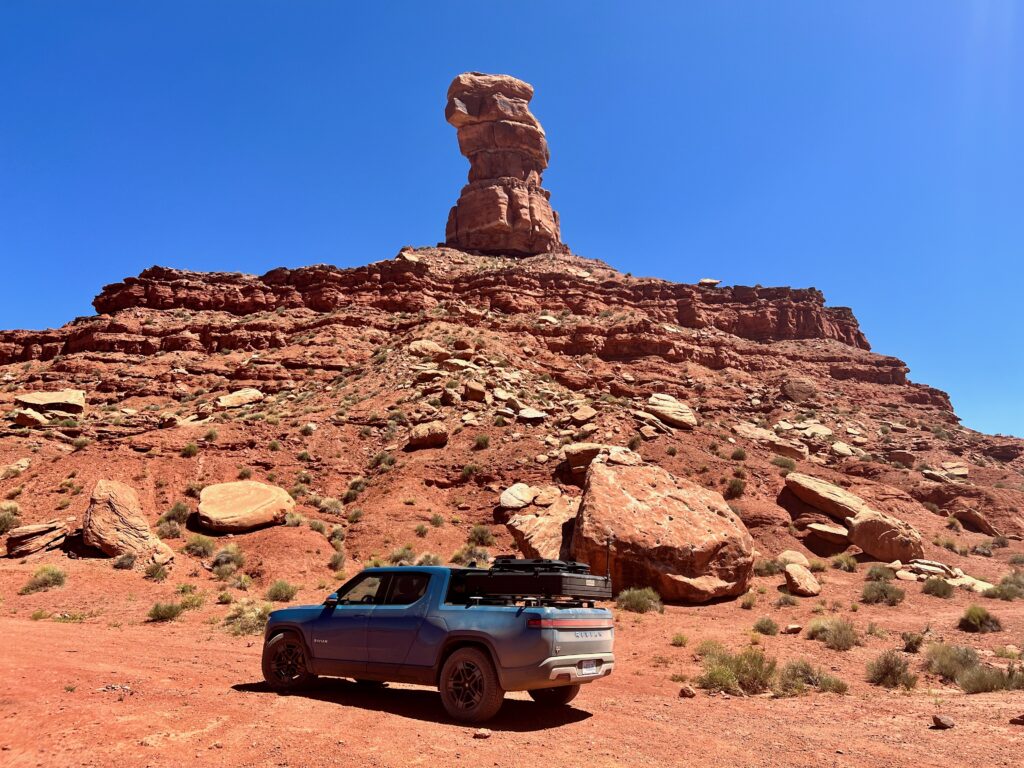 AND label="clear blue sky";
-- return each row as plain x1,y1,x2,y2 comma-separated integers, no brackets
1,2,1021,437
